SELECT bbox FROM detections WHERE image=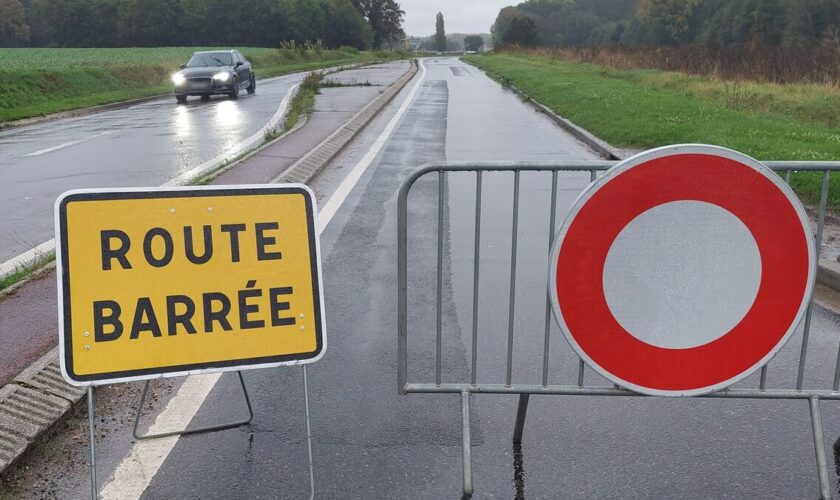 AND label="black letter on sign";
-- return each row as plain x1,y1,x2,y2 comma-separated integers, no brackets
167,295,197,335
203,292,232,333
269,287,295,327
256,222,282,261
143,228,174,267
184,225,213,264
93,300,123,342
221,224,246,263
130,297,162,339
238,281,265,330
101,230,132,271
